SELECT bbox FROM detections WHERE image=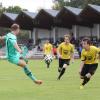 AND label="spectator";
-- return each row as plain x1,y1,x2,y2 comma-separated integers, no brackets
52,45,57,59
